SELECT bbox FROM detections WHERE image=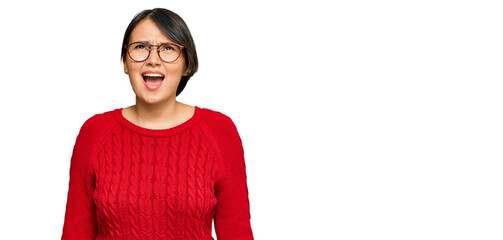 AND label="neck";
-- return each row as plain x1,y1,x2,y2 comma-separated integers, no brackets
132,97,179,129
